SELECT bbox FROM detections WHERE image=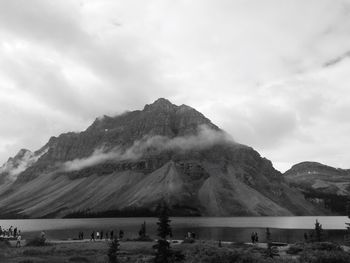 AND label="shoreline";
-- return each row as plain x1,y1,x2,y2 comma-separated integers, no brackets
19,227,349,244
